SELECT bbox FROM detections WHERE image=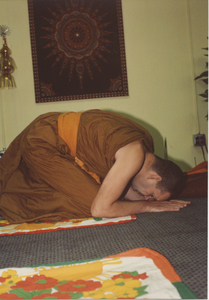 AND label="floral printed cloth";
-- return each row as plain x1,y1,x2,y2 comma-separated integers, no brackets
0,248,197,299
0,215,136,236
